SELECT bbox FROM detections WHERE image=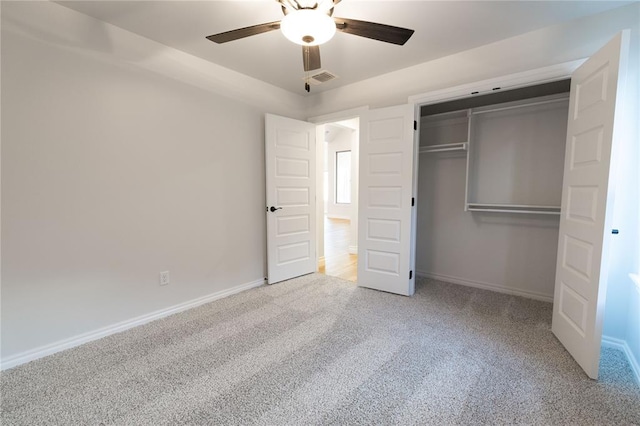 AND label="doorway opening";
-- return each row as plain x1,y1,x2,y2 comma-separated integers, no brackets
317,118,359,282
